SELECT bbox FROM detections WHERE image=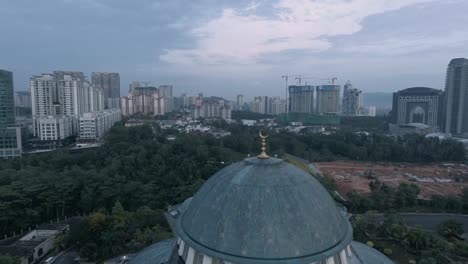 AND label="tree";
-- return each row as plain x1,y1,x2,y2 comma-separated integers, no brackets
437,220,464,238
462,188,468,210
407,229,430,251
0,256,20,264
395,183,420,208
